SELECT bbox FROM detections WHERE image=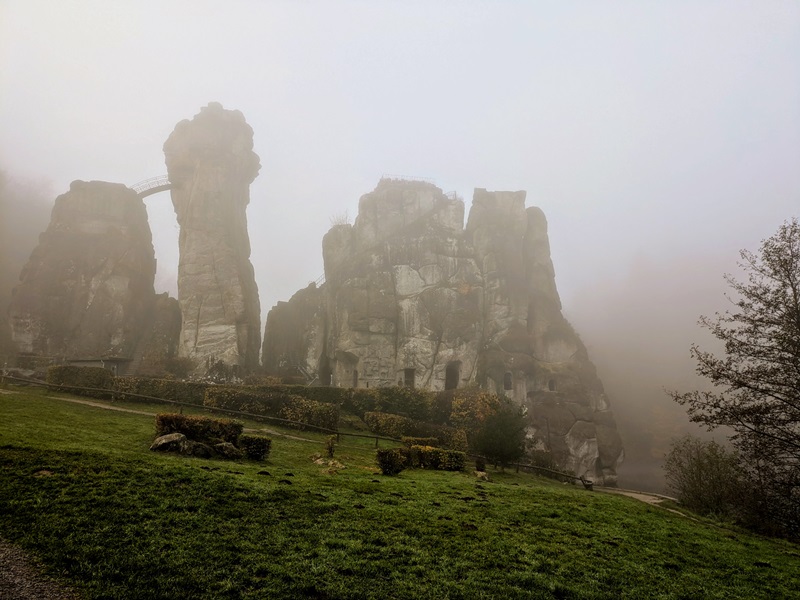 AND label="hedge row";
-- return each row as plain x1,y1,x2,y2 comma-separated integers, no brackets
154,414,271,460
343,387,451,423
204,387,339,431
204,386,287,415
375,445,467,475
155,413,243,445
114,377,209,405
407,445,467,471
278,396,339,431
46,366,114,399
401,436,439,448
363,412,467,451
